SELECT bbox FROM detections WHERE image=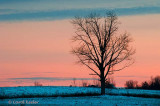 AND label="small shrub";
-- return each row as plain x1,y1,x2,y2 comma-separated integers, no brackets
141,81,149,89
125,76,160,90
149,76,160,90
72,78,77,86
81,80,88,87
105,77,116,88
125,80,138,89
87,85,99,88
34,81,43,86
92,79,101,87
